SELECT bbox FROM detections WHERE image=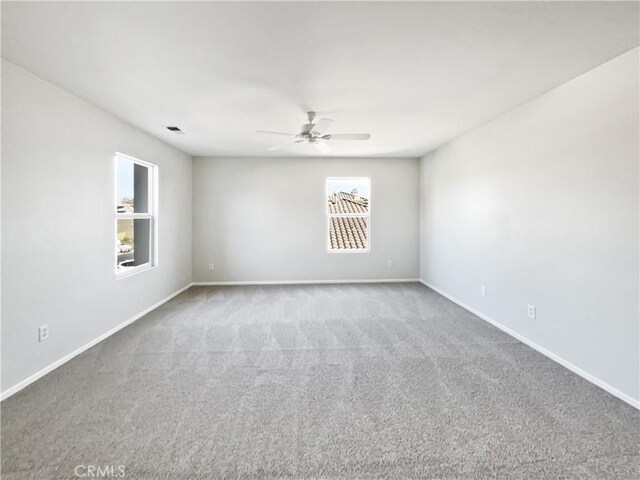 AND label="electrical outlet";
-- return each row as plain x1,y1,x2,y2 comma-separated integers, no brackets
527,304,536,319
208,263,214,270
387,260,393,268
39,325,49,342
481,286,487,297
